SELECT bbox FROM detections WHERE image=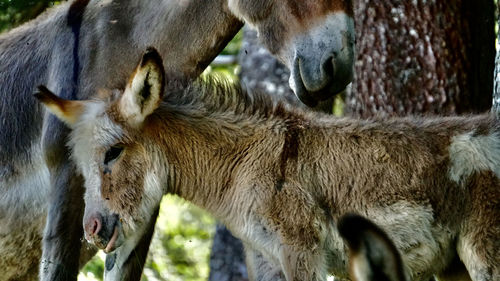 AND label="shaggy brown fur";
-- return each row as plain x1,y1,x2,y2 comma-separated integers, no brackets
39,50,499,281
